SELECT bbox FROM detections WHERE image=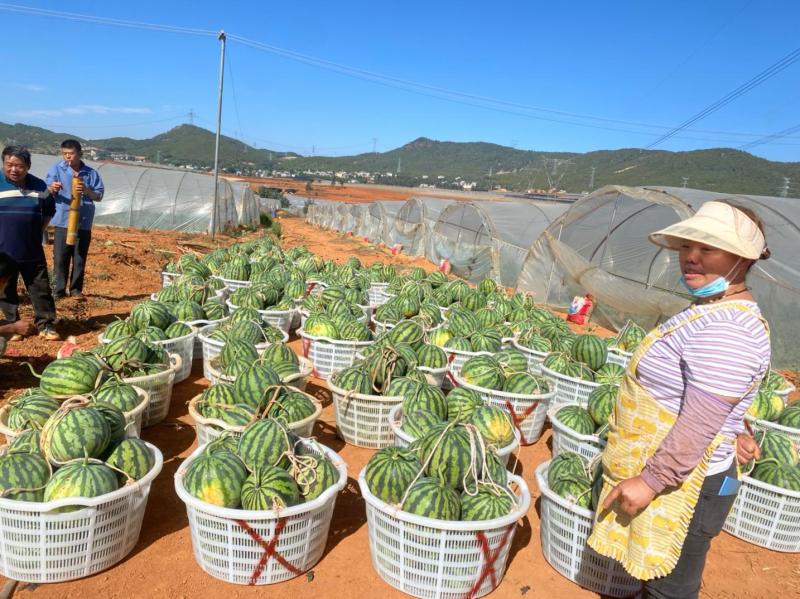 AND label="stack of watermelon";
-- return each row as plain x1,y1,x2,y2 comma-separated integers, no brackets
546,451,603,511
0,397,157,507
457,351,551,396
609,320,646,354
204,309,286,346
552,384,620,440
364,422,518,522
749,430,800,491
182,424,340,510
